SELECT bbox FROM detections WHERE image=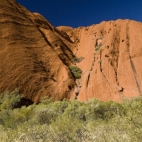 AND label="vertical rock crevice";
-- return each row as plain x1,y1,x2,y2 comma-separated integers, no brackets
126,22,142,95
109,27,120,86
100,50,111,87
